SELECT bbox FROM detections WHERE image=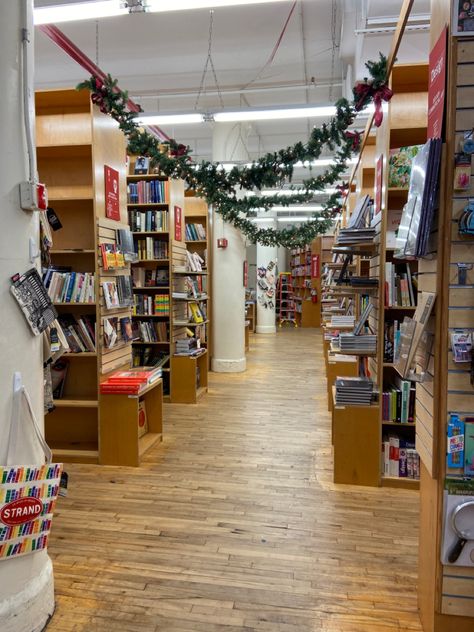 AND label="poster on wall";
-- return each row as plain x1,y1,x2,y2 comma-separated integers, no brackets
104,165,120,221
453,0,474,36
174,205,182,241
375,155,383,215
427,27,447,139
